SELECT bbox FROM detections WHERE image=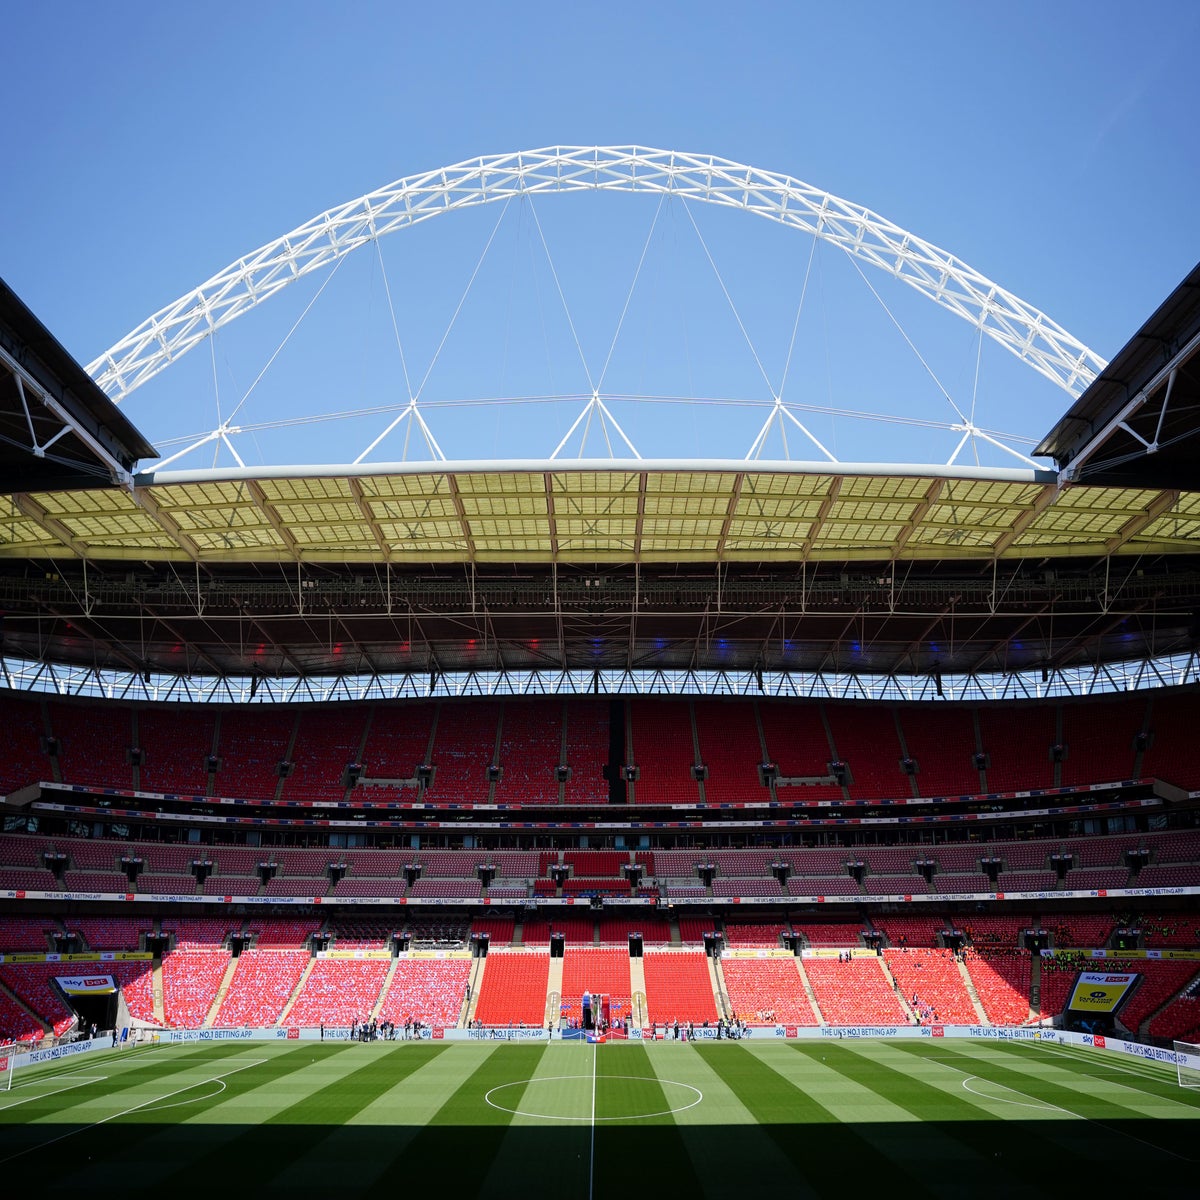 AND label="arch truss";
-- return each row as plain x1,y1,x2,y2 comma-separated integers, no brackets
87,146,1106,459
